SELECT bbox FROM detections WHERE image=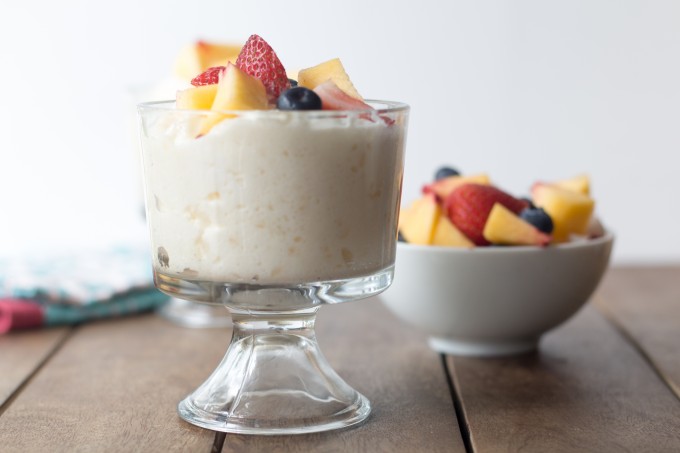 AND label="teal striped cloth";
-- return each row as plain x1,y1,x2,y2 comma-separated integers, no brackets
0,247,168,330
43,289,168,326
